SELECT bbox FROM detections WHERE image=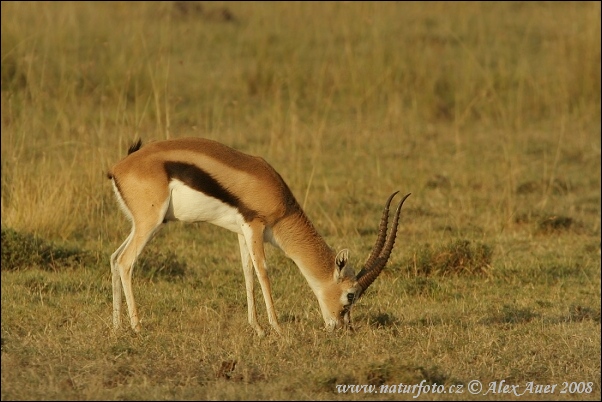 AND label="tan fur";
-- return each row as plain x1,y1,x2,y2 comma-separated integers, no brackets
109,137,358,335
110,138,296,224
